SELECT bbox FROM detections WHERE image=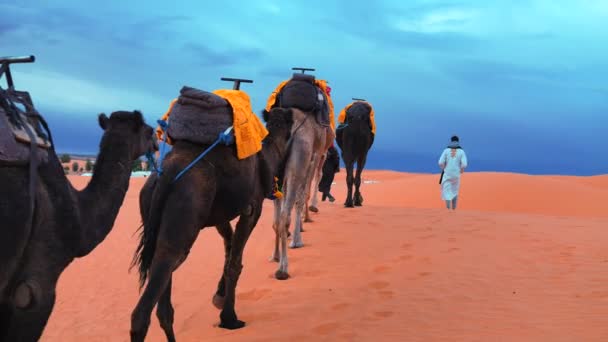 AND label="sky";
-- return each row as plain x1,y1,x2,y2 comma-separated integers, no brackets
1,0,606,175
